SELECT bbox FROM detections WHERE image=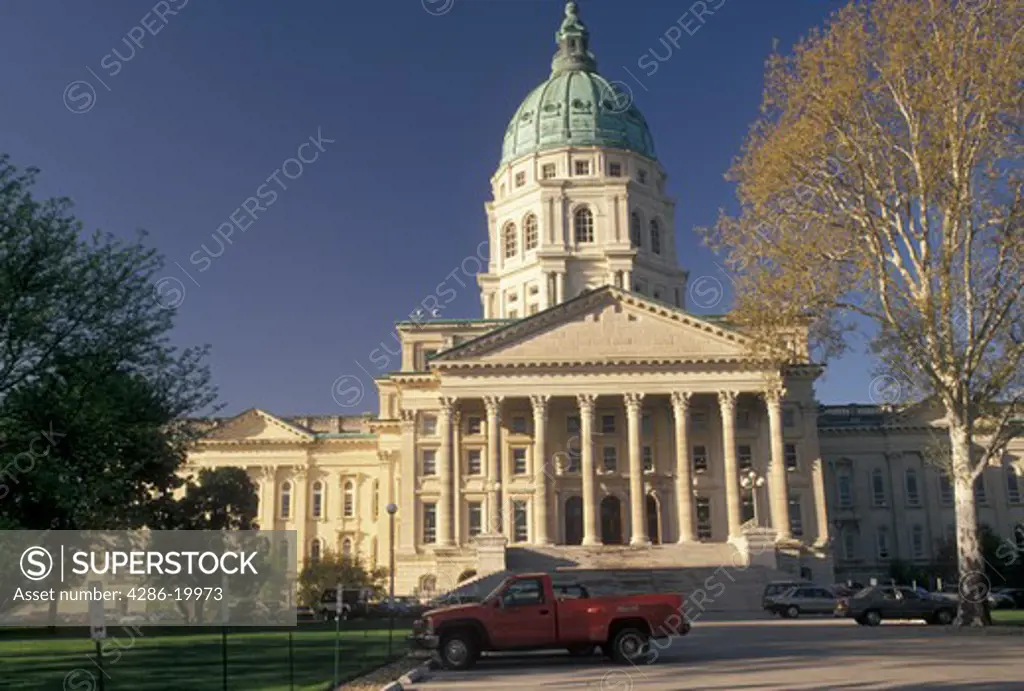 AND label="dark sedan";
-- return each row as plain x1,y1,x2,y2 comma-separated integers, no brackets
836,586,956,626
